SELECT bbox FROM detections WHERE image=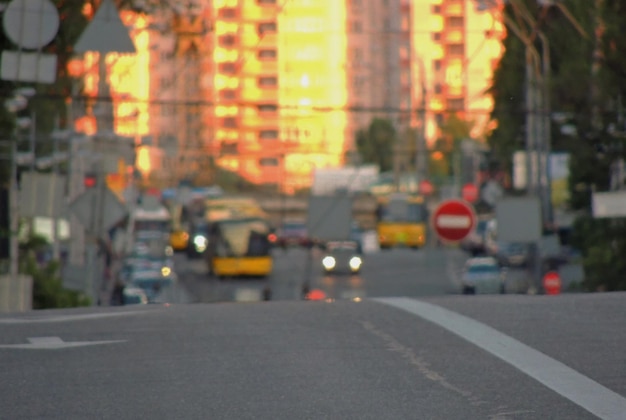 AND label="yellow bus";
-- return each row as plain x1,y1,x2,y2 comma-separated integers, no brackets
376,193,428,249
206,216,273,278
